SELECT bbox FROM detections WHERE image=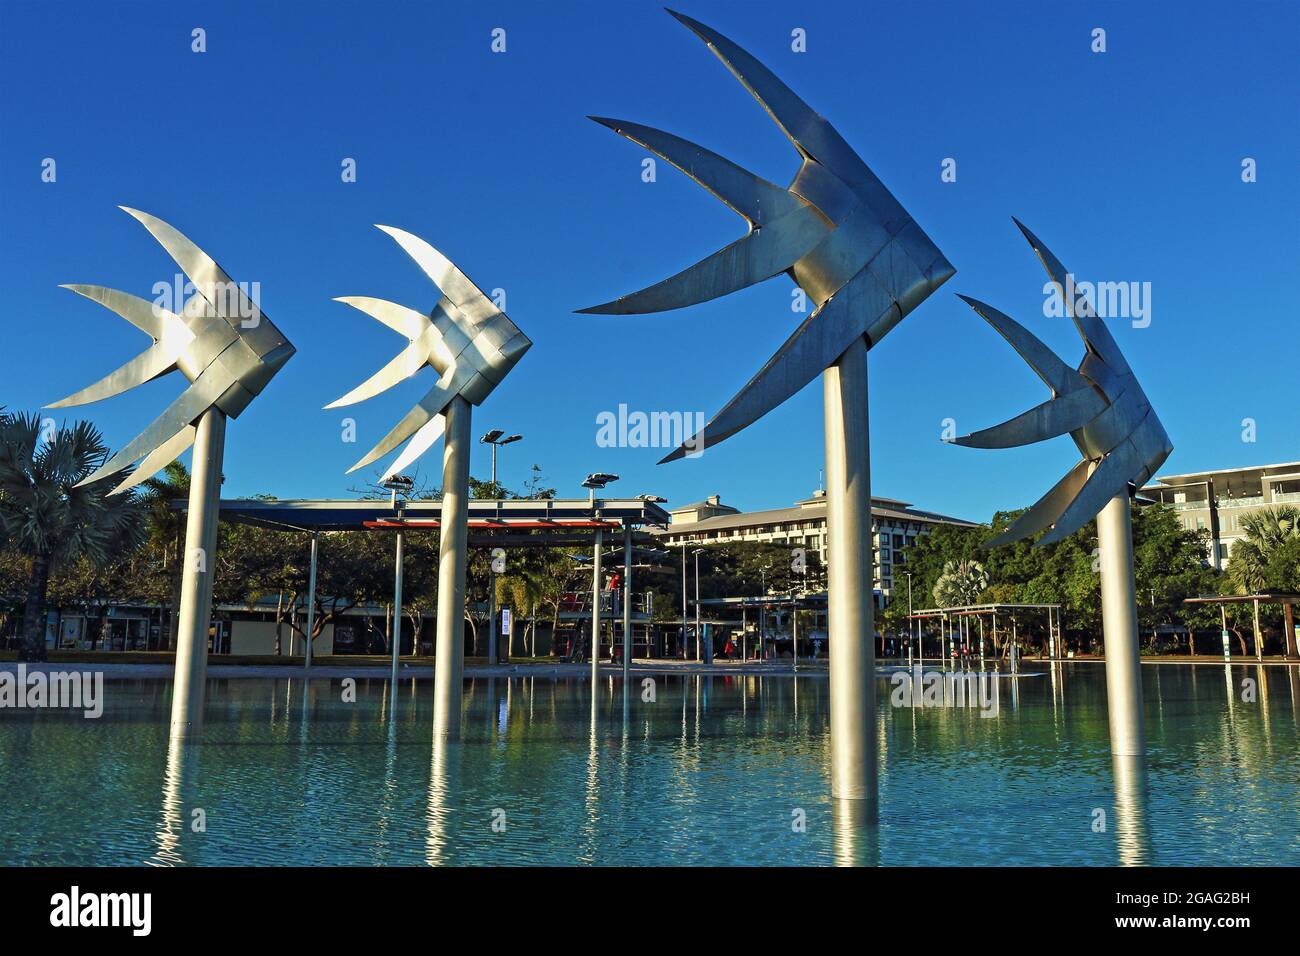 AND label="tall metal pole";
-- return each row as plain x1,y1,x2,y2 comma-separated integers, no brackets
304,532,318,669
488,443,497,666
391,528,404,684
823,338,875,803
433,397,471,735
169,407,226,740
1097,491,1145,757
792,597,799,668
591,527,604,683
694,551,702,662
622,524,632,679
681,543,687,659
